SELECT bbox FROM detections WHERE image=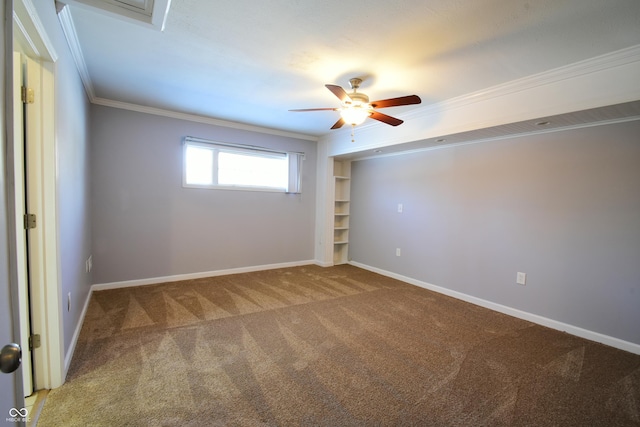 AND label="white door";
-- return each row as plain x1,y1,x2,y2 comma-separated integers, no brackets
12,52,36,397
